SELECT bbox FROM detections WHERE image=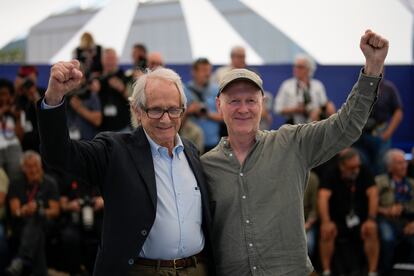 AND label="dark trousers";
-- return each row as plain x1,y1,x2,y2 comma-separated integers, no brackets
16,217,47,276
